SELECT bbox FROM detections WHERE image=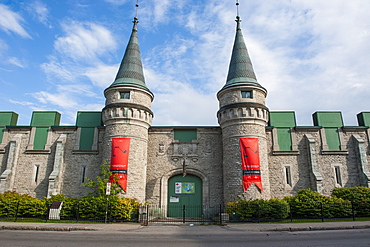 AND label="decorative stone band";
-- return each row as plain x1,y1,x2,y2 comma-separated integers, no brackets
217,102,269,127
102,102,153,127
